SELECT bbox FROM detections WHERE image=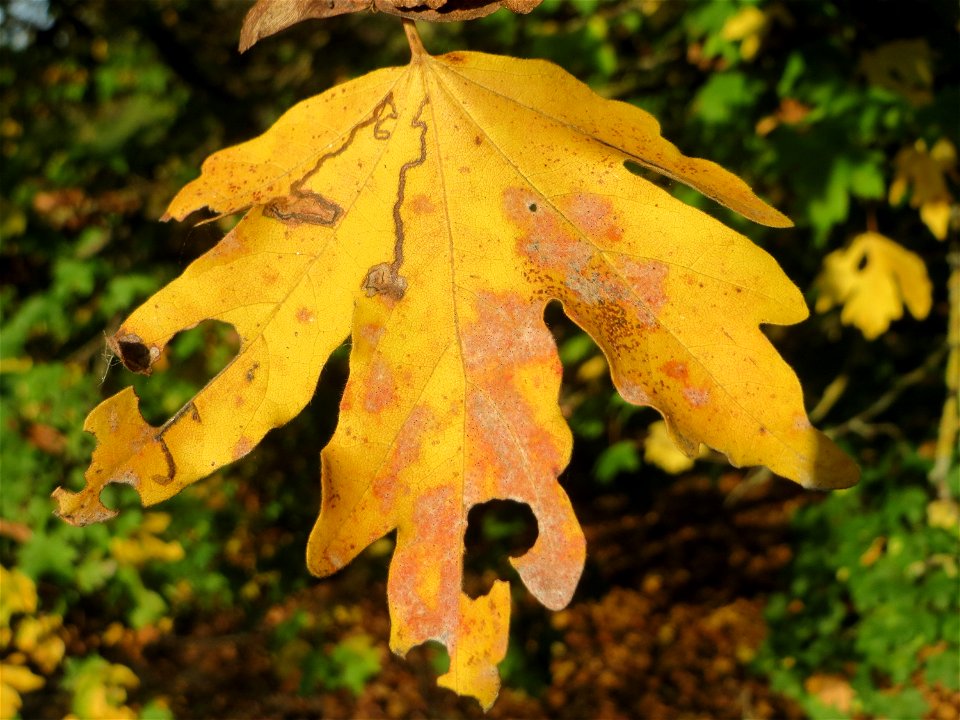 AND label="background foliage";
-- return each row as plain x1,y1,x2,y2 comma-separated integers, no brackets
1,0,957,717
